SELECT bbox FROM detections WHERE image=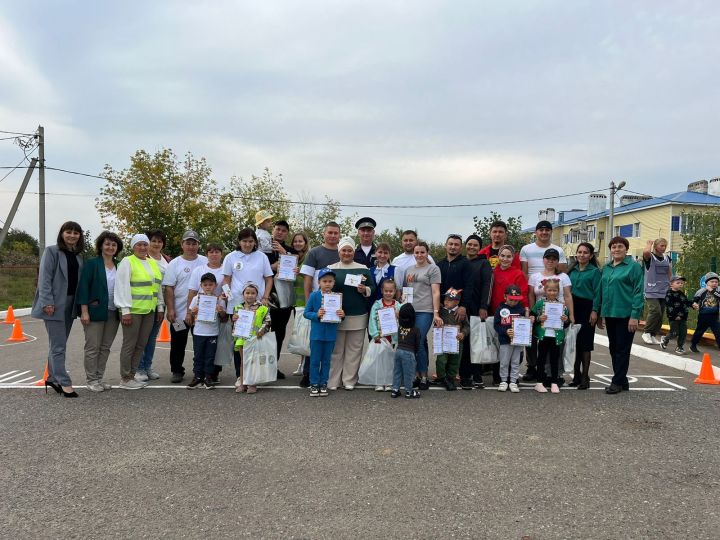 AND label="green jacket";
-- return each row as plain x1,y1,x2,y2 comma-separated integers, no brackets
599,255,645,319
330,267,376,316
531,298,569,344
568,264,602,312
75,256,117,321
